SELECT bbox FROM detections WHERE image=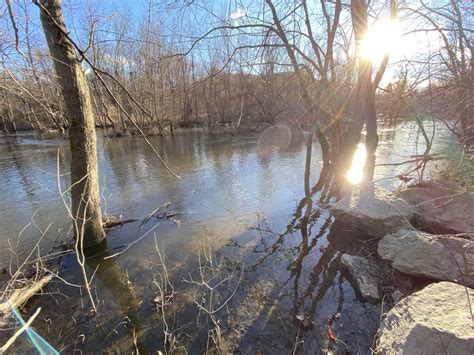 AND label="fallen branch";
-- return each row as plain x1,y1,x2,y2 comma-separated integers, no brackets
103,215,138,229
0,274,52,314
140,202,184,228
141,203,170,228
